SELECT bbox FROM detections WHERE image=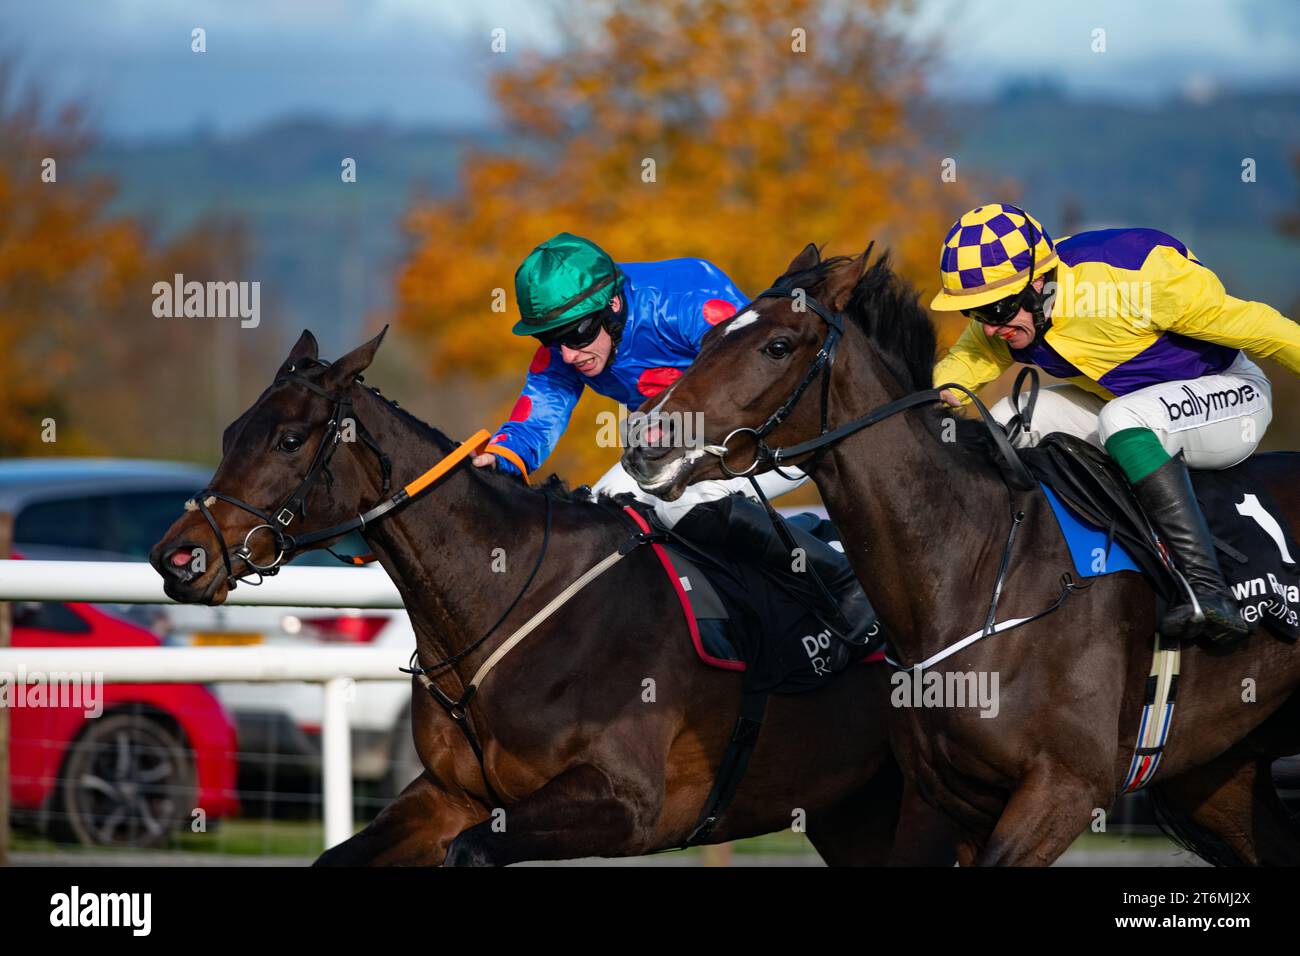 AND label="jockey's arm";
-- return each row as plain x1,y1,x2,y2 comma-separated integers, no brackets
933,318,1014,406
481,350,584,476
1149,244,1300,376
